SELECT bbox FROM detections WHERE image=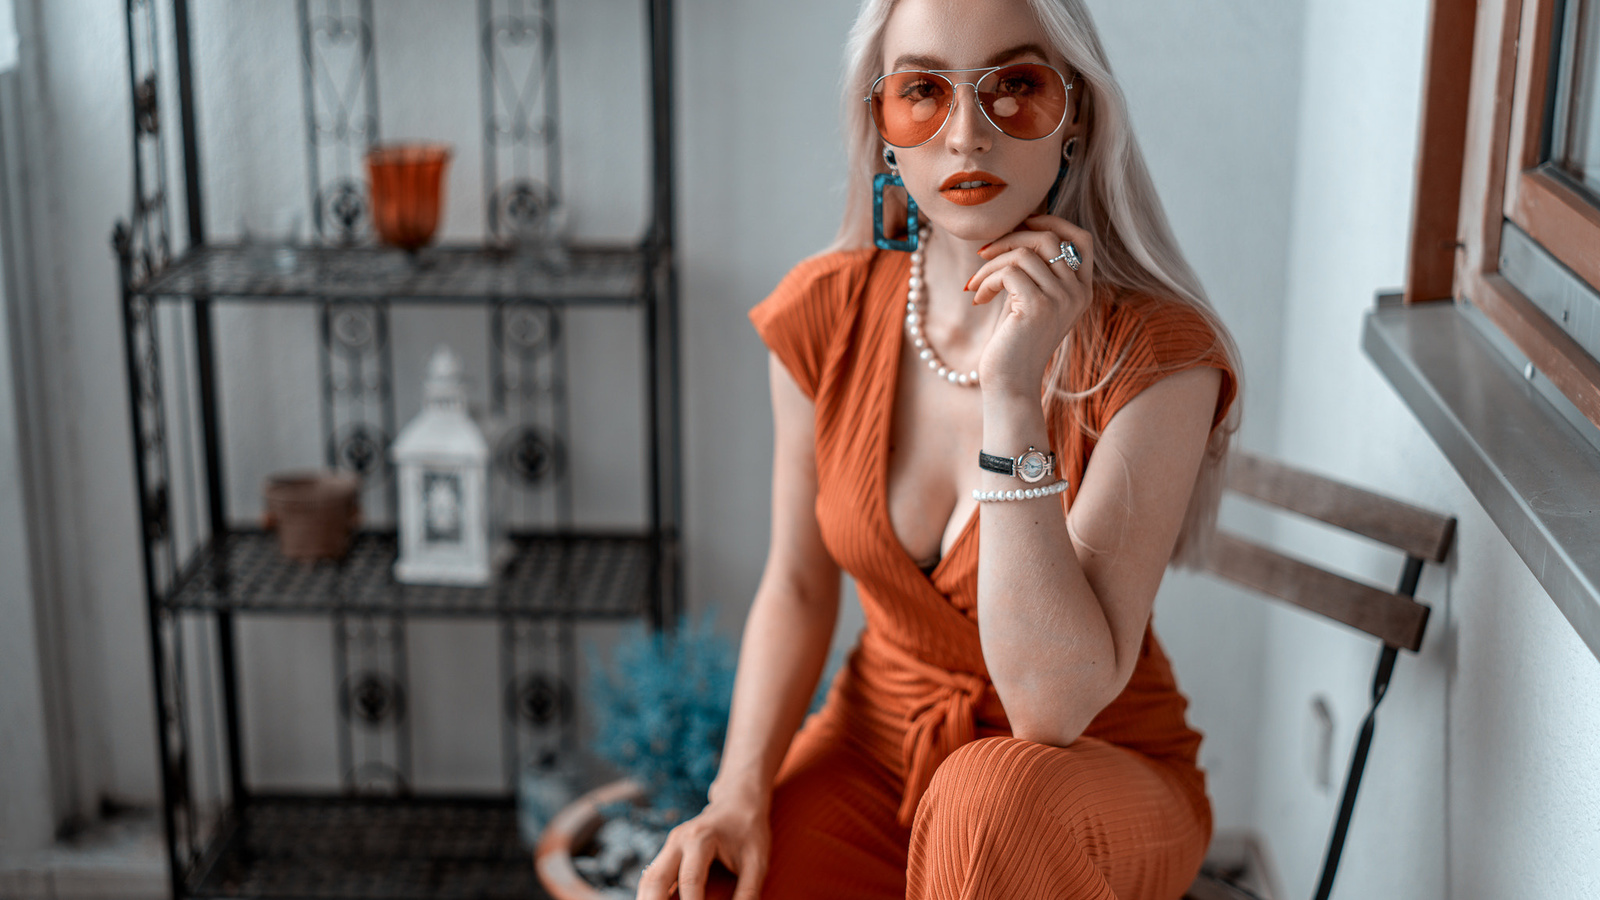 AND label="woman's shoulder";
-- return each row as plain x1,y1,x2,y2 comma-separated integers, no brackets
775,245,883,294
749,245,887,401
1090,286,1238,429
1095,287,1230,367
